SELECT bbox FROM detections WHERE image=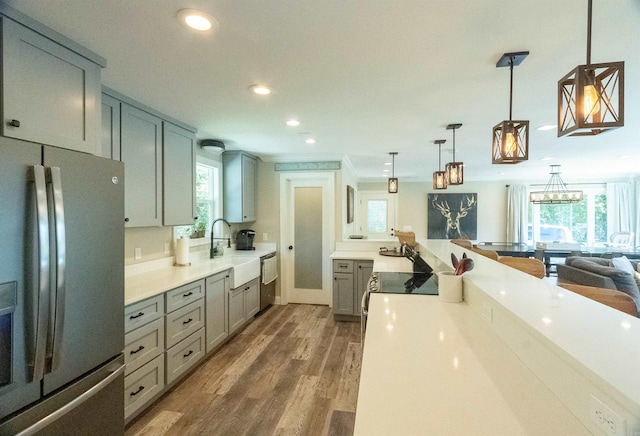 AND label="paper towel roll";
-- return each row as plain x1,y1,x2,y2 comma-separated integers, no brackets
175,237,190,266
